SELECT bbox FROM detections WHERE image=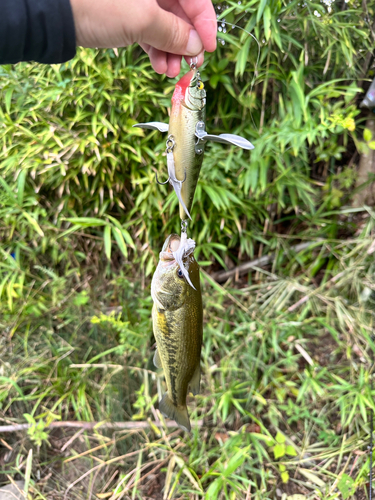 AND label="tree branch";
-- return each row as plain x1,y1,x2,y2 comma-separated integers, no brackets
212,242,317,283
0,419,203,433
